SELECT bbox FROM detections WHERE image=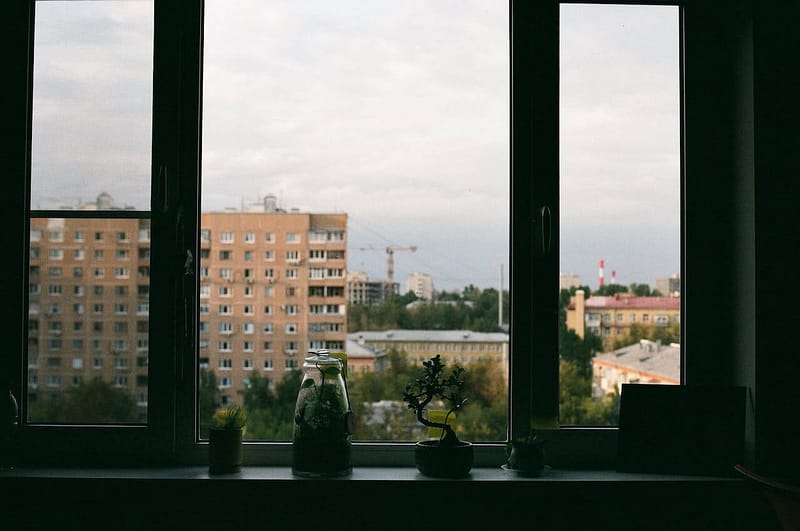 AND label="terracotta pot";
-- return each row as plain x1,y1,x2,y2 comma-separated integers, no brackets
415,440,473,478
208,428,243,474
